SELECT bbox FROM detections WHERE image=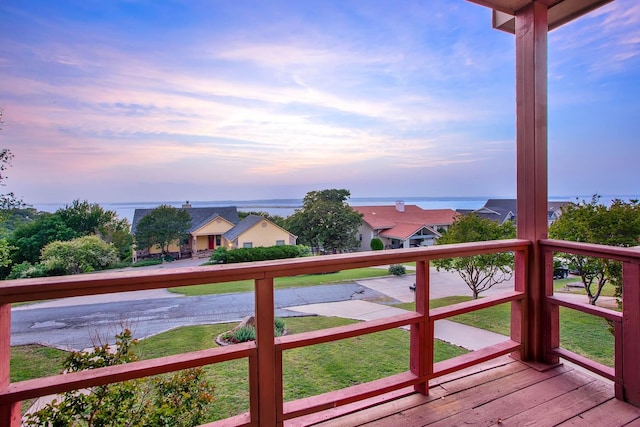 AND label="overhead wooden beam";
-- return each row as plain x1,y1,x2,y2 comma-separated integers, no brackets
484,0,615,34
